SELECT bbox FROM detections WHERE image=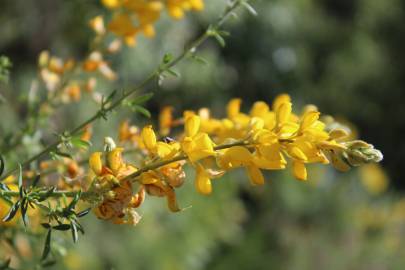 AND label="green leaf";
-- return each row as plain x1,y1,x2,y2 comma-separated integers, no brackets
41,223,51,229
0,155,4,177
17,164,23,197
77,208,91,218
41,229,52,261
71,137,92,149
2,200,21,222
67,191,81,211
131,93,154,105
163,53,173,64
213,33,226,47
53,224,71,231
32,174,41,187
20,198,29,227
0,183,10,191
132,105,151,118
54,151,73,160
71,222,79,243
191,55,209,65
242,1,258,16
165,68,180,78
